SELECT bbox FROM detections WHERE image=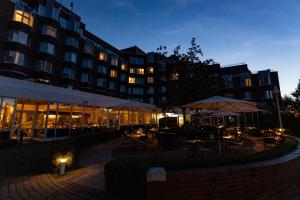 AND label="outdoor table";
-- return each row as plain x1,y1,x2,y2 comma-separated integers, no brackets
222,135,236,142
182,139,205,145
